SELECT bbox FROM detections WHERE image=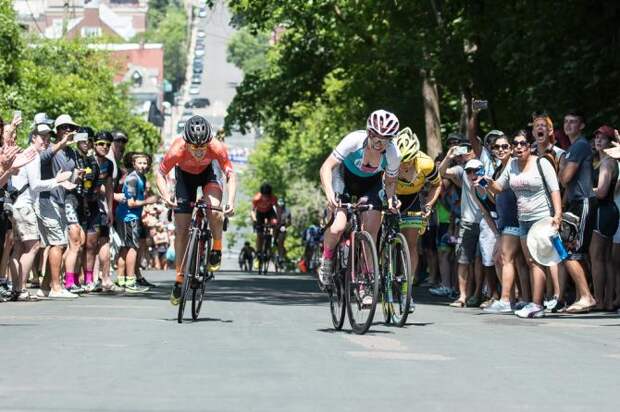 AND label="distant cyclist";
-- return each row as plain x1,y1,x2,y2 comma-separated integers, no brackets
238,241,255,271
156,115,236,305
251,183,278,261
318,109,401,287
394,127,442,282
